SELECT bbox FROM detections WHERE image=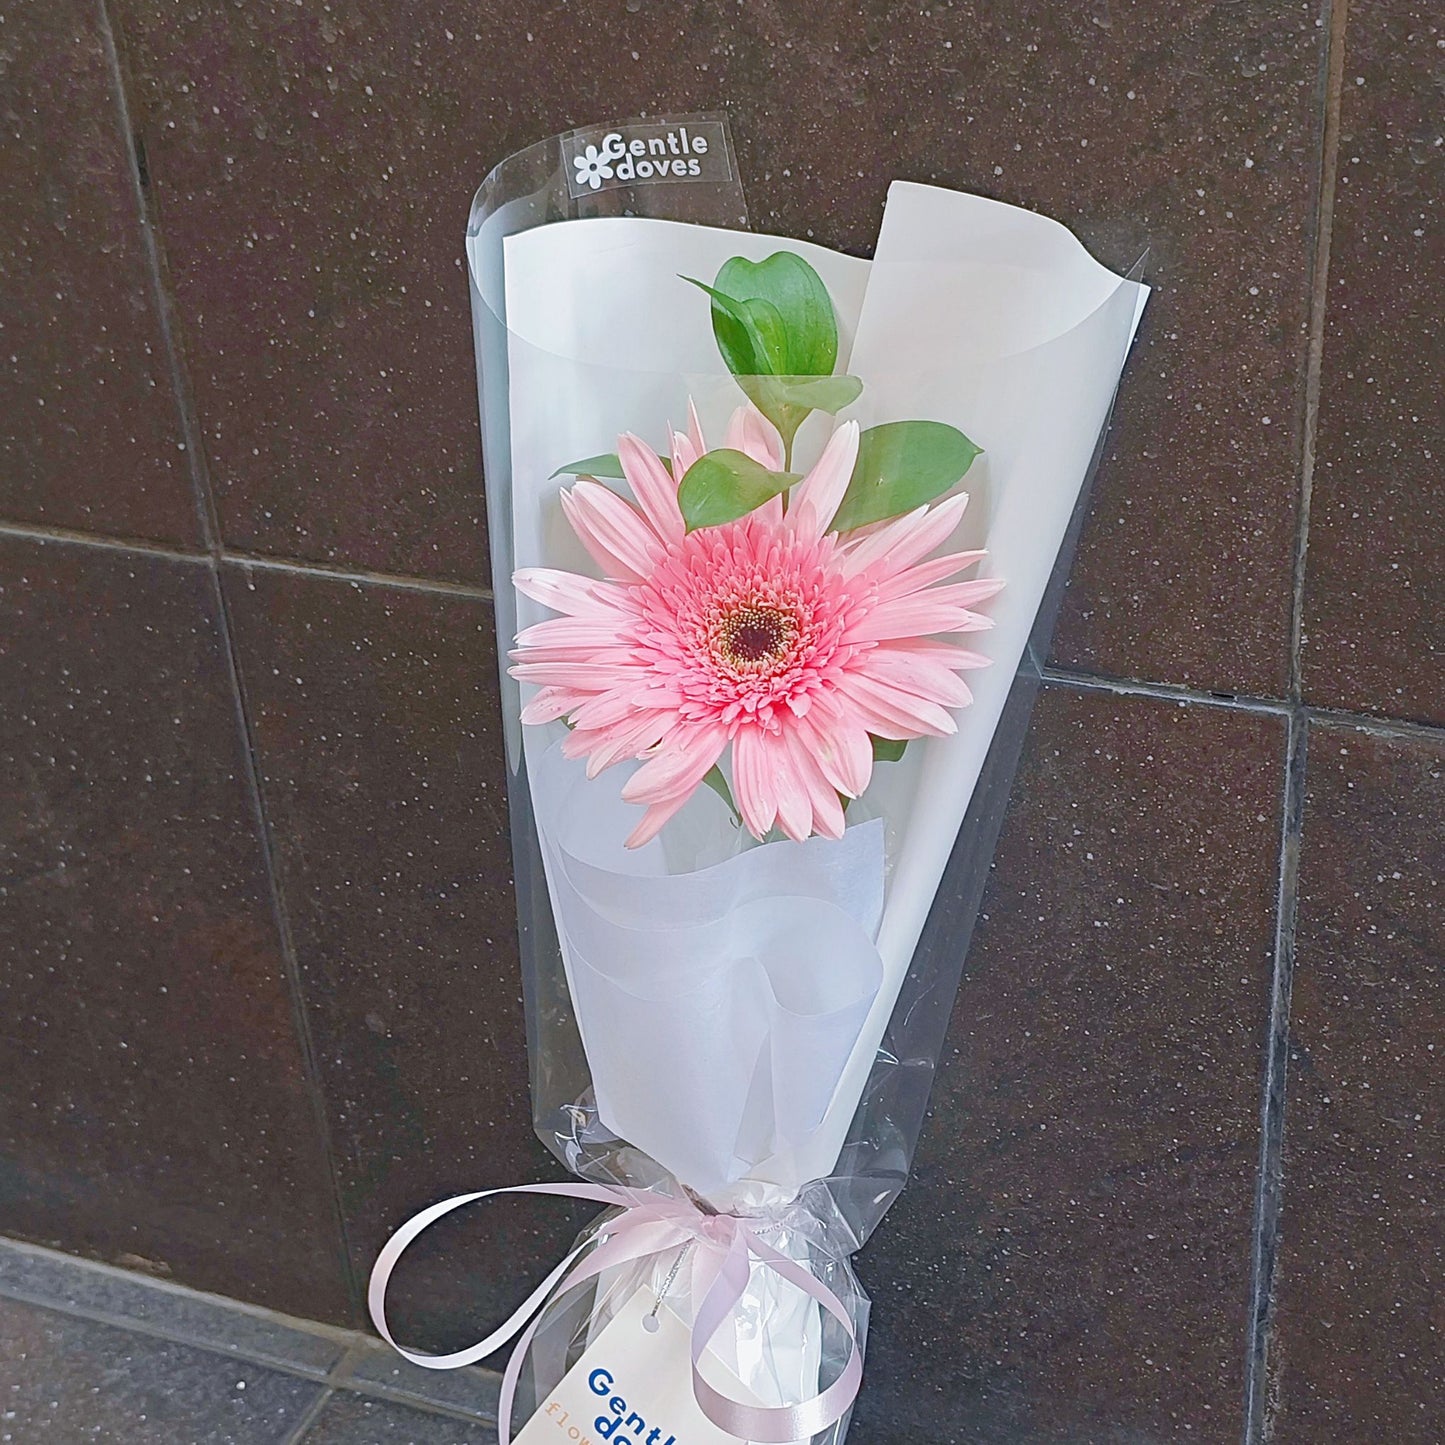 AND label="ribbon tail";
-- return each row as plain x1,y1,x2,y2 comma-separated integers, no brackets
367,1182,627,1371
689,1228,864,1444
